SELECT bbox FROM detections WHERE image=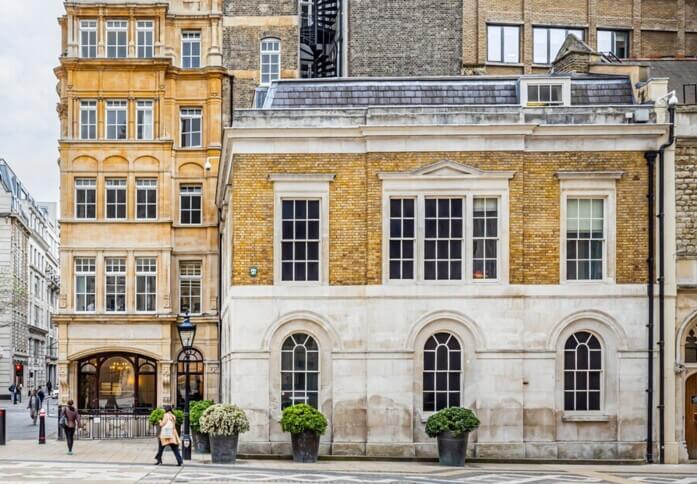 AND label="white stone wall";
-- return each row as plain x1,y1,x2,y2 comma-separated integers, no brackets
221,284,650,459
